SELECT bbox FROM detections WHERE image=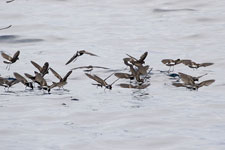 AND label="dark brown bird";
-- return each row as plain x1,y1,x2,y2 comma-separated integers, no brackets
0,76,19,90
34,72,52,93
178,72,207,86
31,61,49,77
124,59,143,83
71,65,109,72
85,73,119,90
119,83,150,89
49,68,72,89
13,72,33,89
126,51,148,65
65,50,98,65
1,50,20,70
161,59,181,72
181,59,213,69
172,79,215,90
